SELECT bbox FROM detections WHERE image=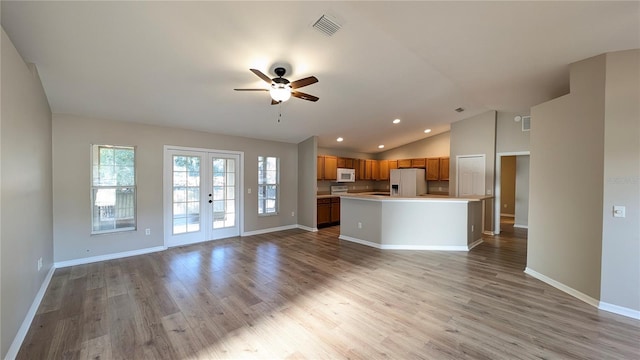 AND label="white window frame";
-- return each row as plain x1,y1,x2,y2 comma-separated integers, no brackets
90,145,137,234
258,156,279,216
